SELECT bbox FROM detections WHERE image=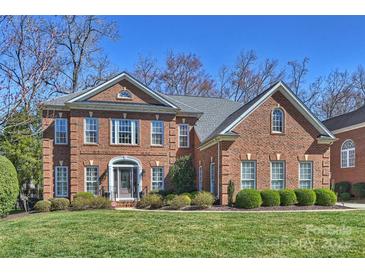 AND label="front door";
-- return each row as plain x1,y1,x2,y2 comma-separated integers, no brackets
114,167,133,199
